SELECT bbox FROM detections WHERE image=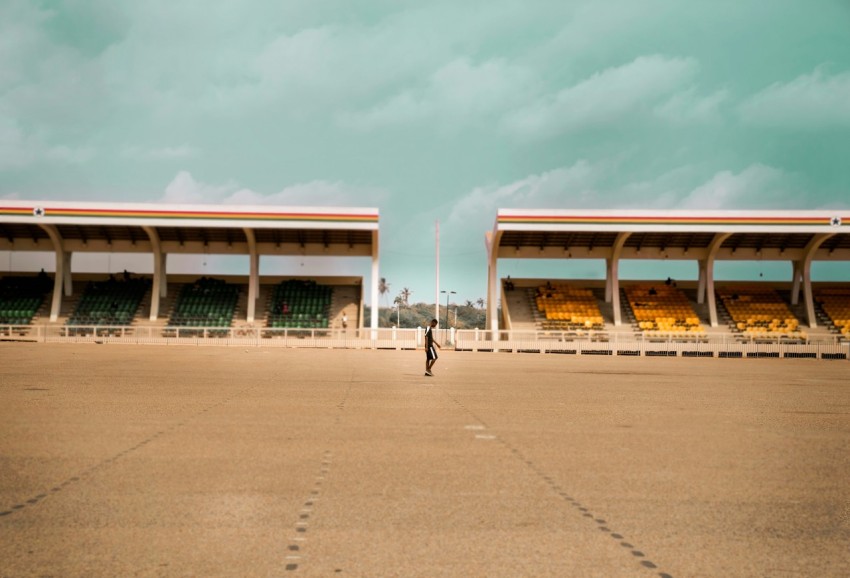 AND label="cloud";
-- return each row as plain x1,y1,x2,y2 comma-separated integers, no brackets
122,144,199,160
224,181,386,207
654,88,729,124
0,114,95,170
738,66,850,128
161,171,237,204
448,161,608,233
677,164,806,210
160,170,386,207
502,54,698,138
448,160,812,239
339,57,536,130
